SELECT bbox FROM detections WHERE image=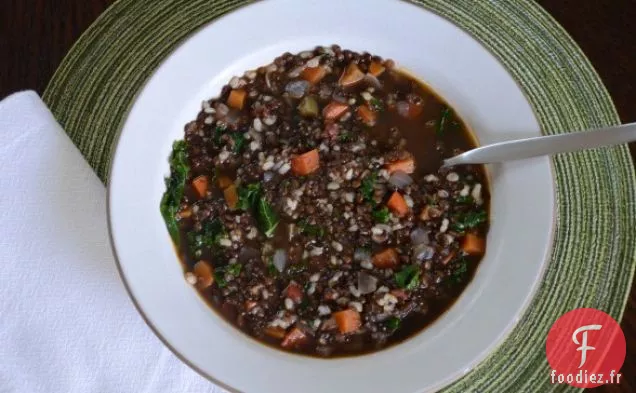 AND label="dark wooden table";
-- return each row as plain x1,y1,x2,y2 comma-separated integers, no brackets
1,0,634,390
